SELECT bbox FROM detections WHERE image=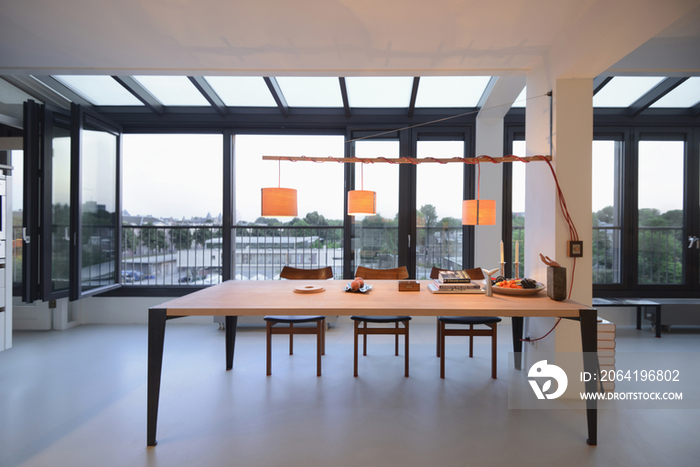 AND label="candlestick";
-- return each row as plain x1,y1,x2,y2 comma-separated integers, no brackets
484,267,500,297
515,240,519,261
500,262,505,277
500,240,504,263
514,262,520,279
